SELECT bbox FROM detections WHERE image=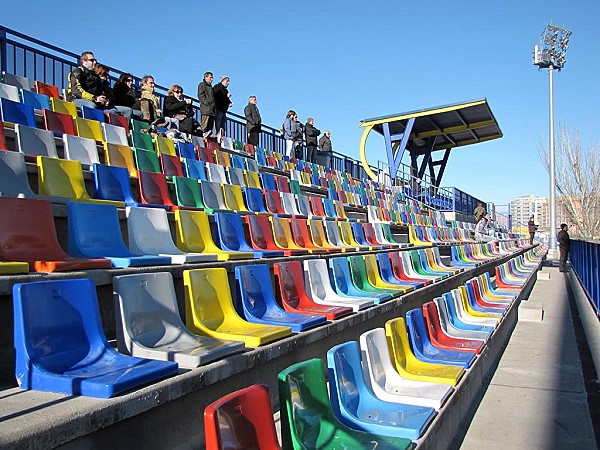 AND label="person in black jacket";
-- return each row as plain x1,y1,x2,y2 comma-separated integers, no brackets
527,215,538,246
244,96,262,146
557,223,571,272
213,76,232,142
164,85,199,135
304,118,321,163
67,51,105,109
197,72,215,138
113,73,138,108
94,64,132,119
317,130,332,166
